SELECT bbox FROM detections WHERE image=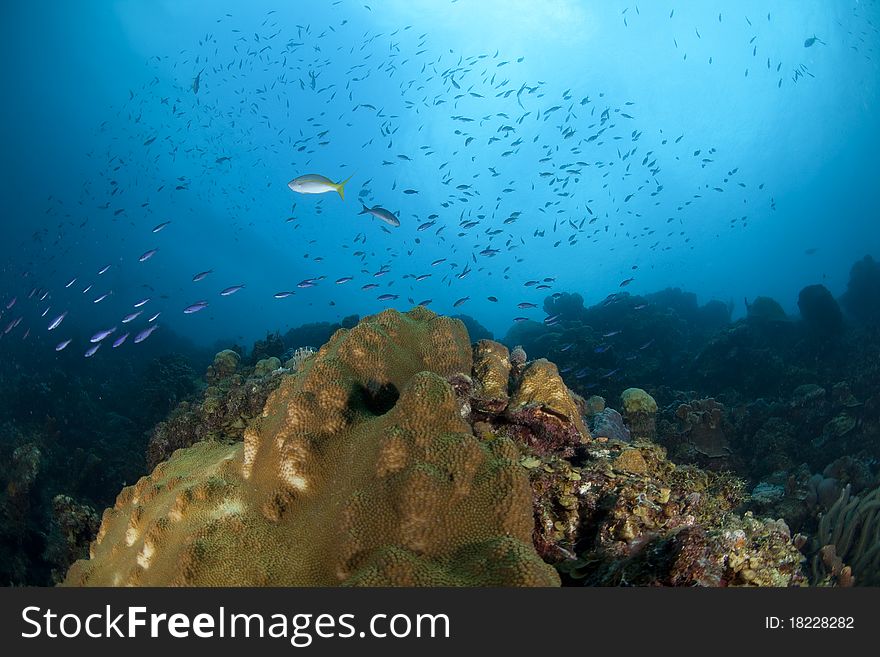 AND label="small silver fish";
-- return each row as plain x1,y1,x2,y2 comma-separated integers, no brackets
48,311,68,331
139,248,158,262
